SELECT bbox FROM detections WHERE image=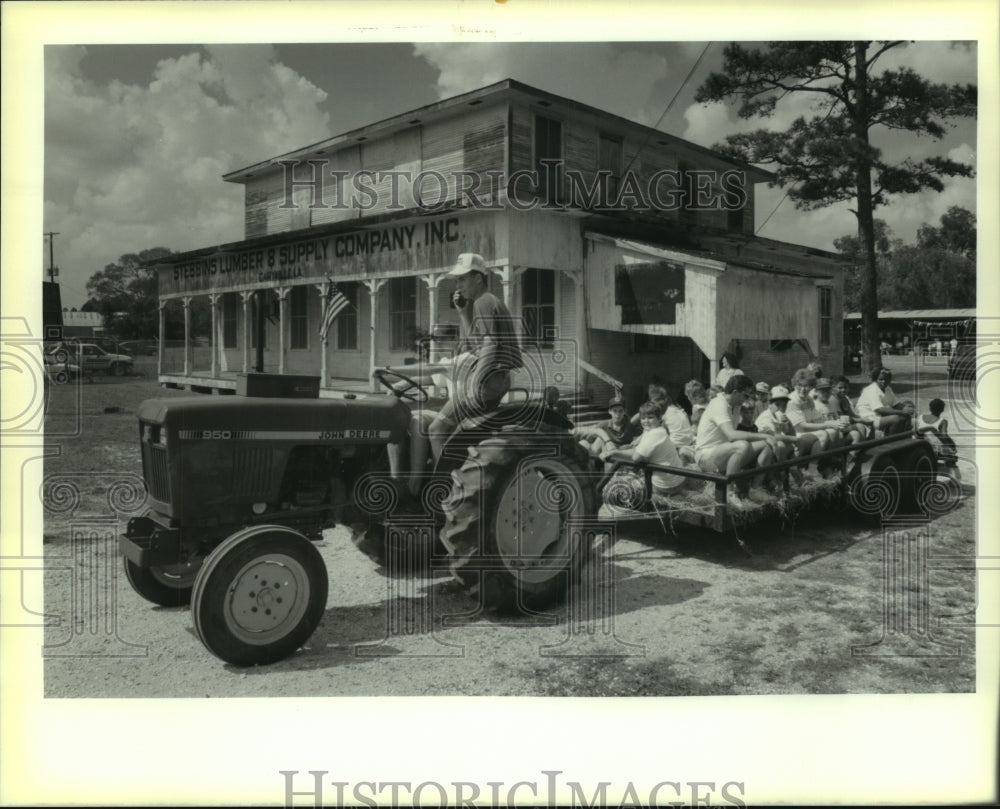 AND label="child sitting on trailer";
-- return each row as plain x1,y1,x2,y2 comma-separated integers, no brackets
754,384,808,484
604,400,689,499
576,396,638,470
663,394,697,463
914,398,960,479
